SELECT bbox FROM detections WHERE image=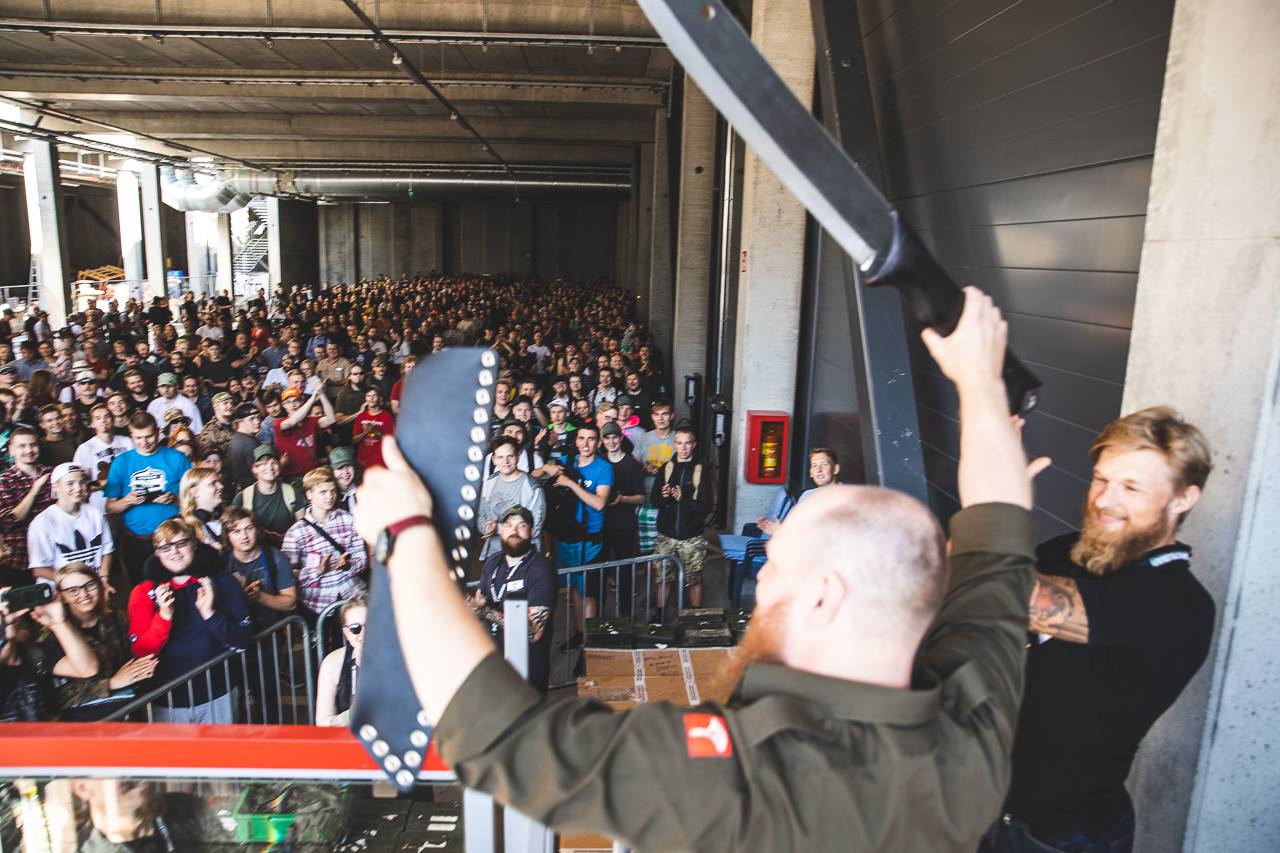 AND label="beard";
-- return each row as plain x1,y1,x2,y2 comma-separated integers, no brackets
1071,504,1174,575
724,595,791,689
501,535,533,558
